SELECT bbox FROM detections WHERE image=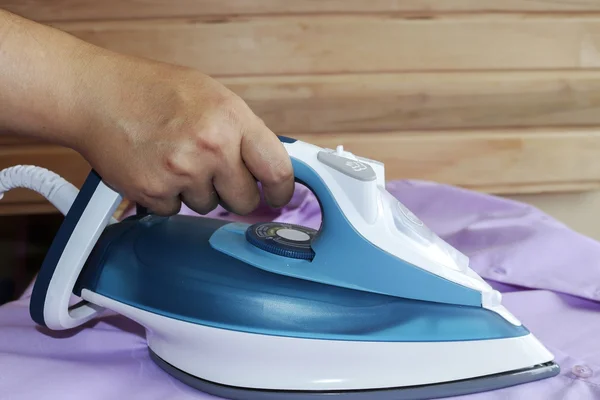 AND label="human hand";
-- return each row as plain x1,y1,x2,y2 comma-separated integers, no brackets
73,56,295,216
0,9,295,216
